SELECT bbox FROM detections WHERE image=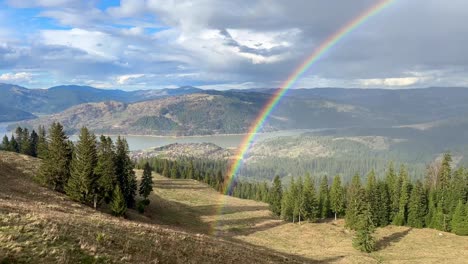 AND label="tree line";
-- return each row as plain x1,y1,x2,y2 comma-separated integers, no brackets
138,153,468,252
2,124,154,217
